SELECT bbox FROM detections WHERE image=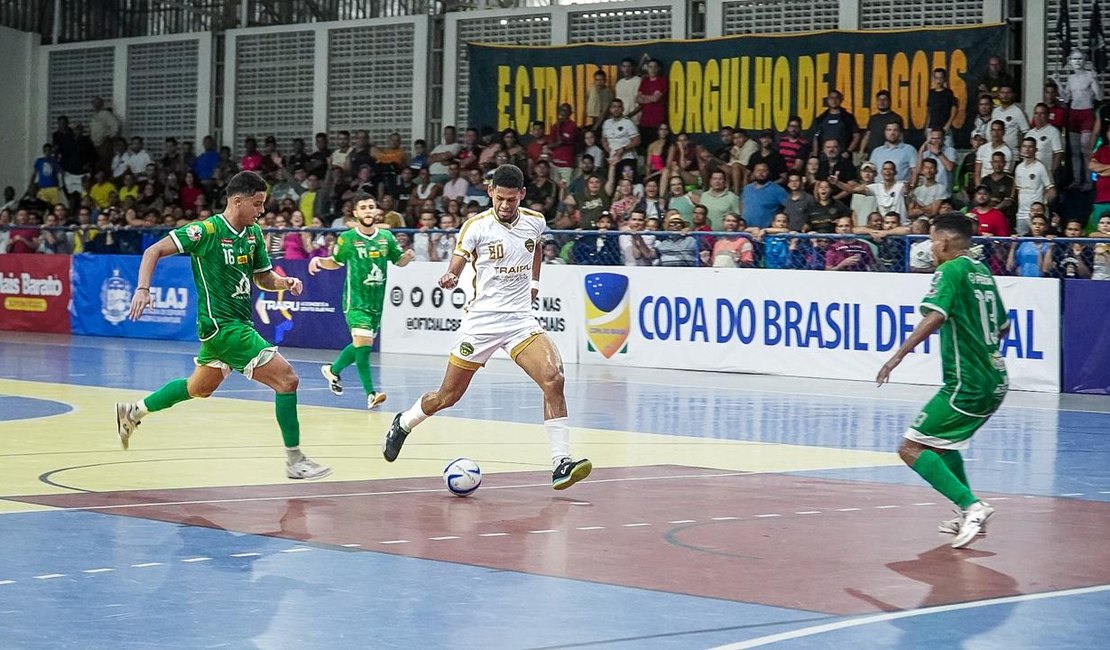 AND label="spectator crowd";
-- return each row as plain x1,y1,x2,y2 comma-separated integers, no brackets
3,52,1110,280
